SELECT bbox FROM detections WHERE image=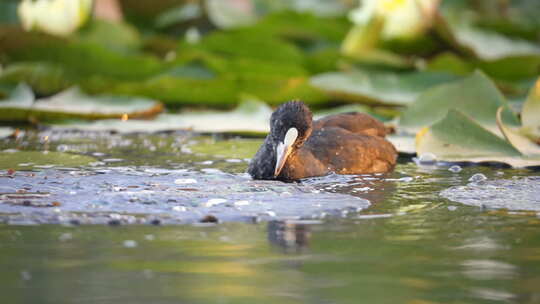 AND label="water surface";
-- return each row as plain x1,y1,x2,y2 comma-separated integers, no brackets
1,130,539,303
